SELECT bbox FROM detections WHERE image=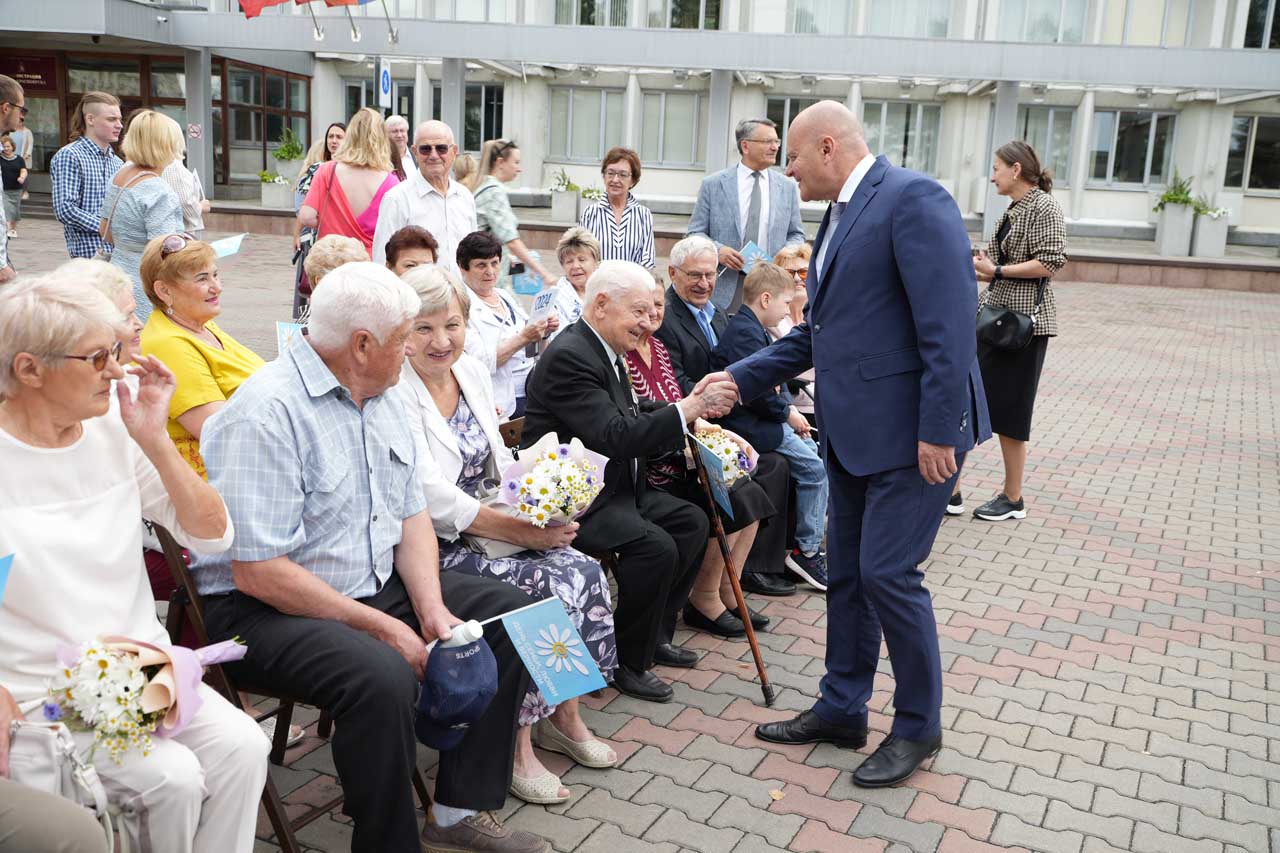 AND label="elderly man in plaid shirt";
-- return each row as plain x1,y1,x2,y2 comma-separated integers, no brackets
50,91,123,258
